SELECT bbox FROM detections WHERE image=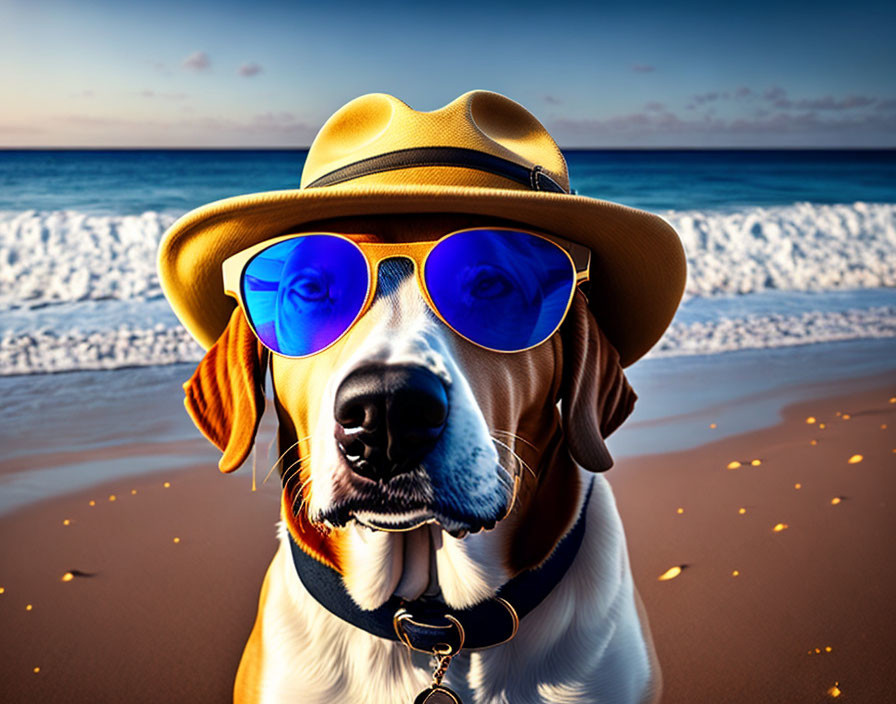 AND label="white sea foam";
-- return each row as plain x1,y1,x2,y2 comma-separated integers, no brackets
1,204,895,375
665,201,896,298
1,304,893,375
0,325,204,375
0,209,174,308
0,203,894,308
649,306,896,358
